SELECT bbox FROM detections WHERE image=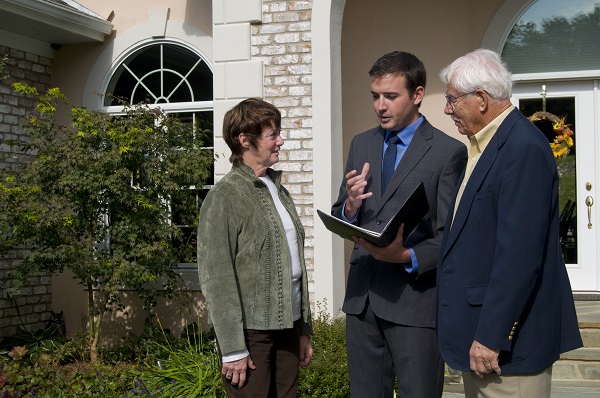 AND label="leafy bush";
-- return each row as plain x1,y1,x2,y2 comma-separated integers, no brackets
298,303,350,398
0,357,142,397
0,307,351,397
134,322,225,397
0,83,214,363
0,325,64,364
